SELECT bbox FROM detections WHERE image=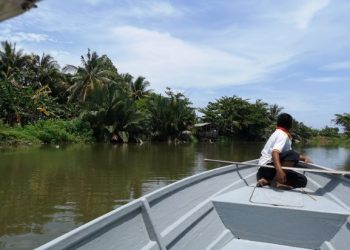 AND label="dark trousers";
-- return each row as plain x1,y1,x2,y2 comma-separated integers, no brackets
257,150,307,188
